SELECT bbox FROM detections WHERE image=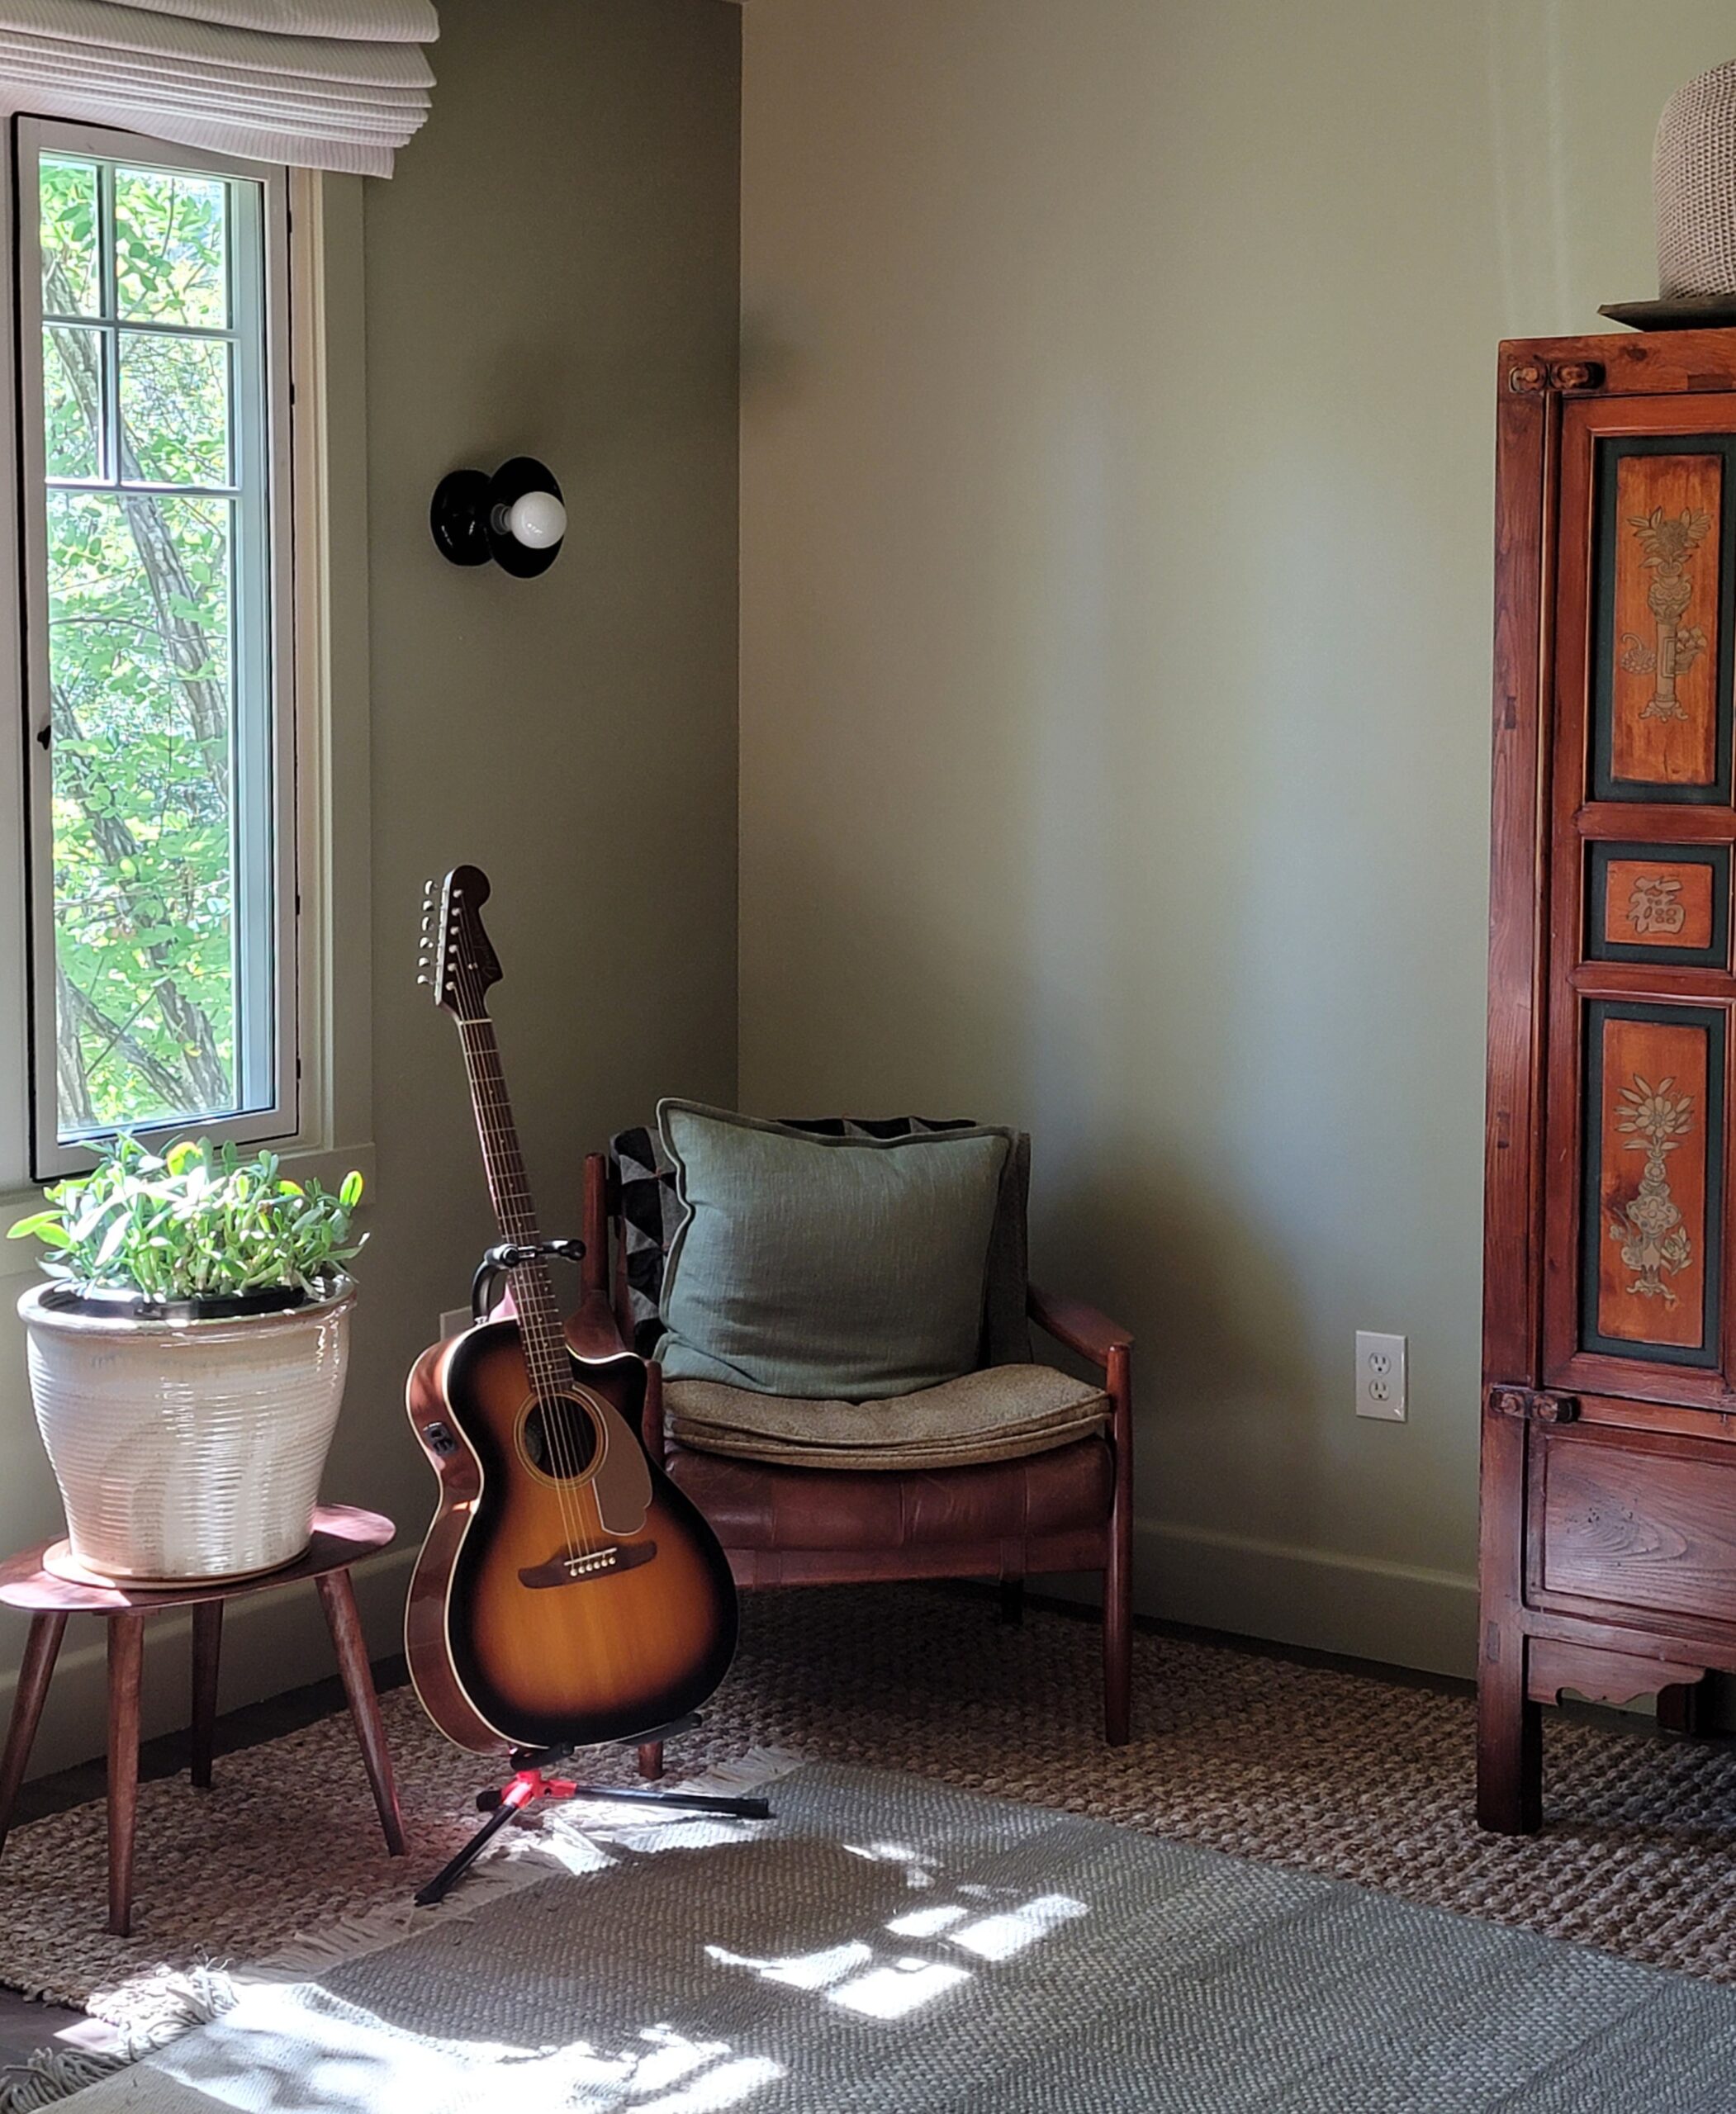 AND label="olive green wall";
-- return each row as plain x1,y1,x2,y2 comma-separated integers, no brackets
737,0,1736,1675
0,0,740,1772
